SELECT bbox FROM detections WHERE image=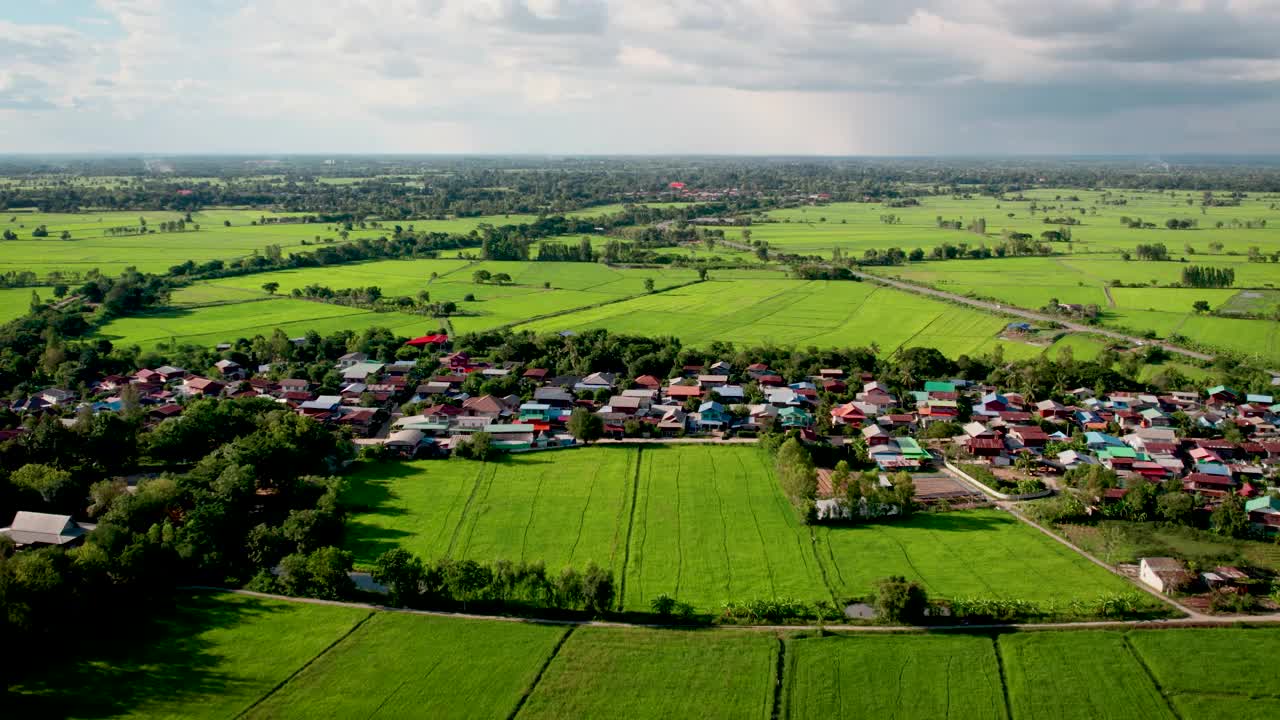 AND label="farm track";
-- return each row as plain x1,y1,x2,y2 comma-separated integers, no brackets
846,268,1223,365
187,586,1280,633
